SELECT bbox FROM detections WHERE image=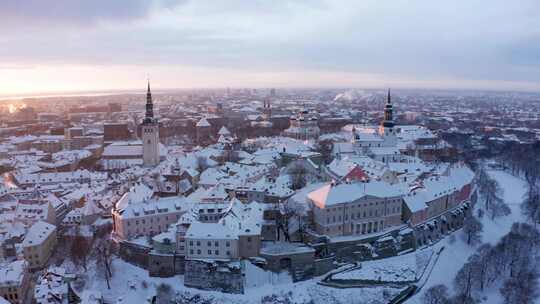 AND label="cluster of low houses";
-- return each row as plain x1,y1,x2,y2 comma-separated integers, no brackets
107,97,475,293
0,169,116,303
0,91,477,302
